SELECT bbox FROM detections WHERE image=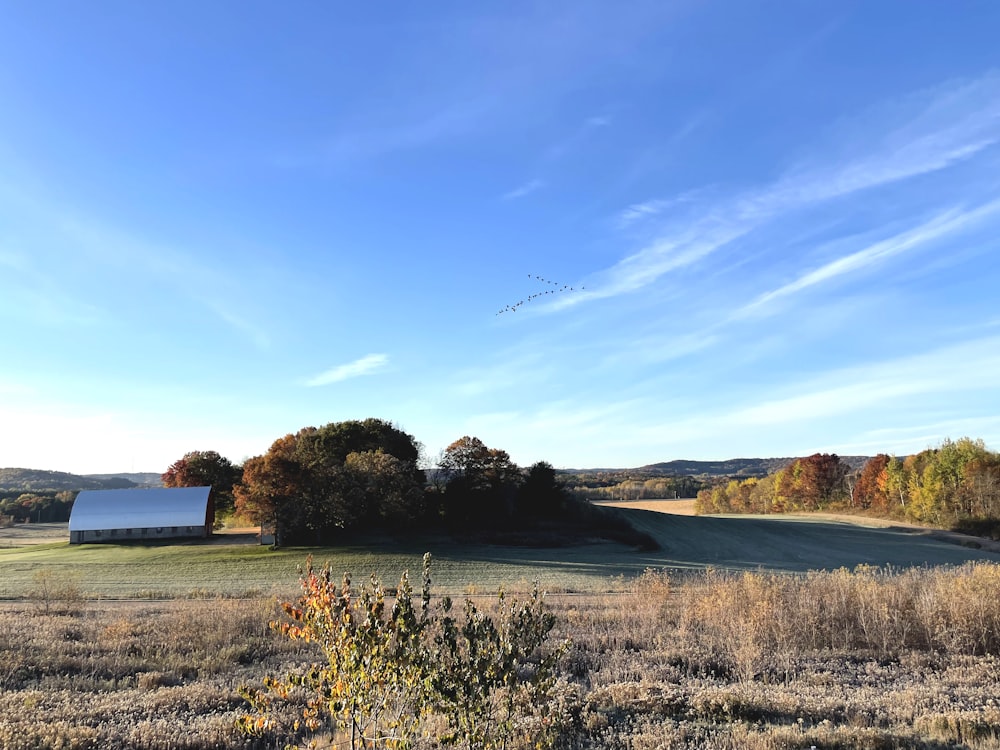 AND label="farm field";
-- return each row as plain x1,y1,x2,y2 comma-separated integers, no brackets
2,510,1000,747
3,563,1000,749
1,506,998,599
